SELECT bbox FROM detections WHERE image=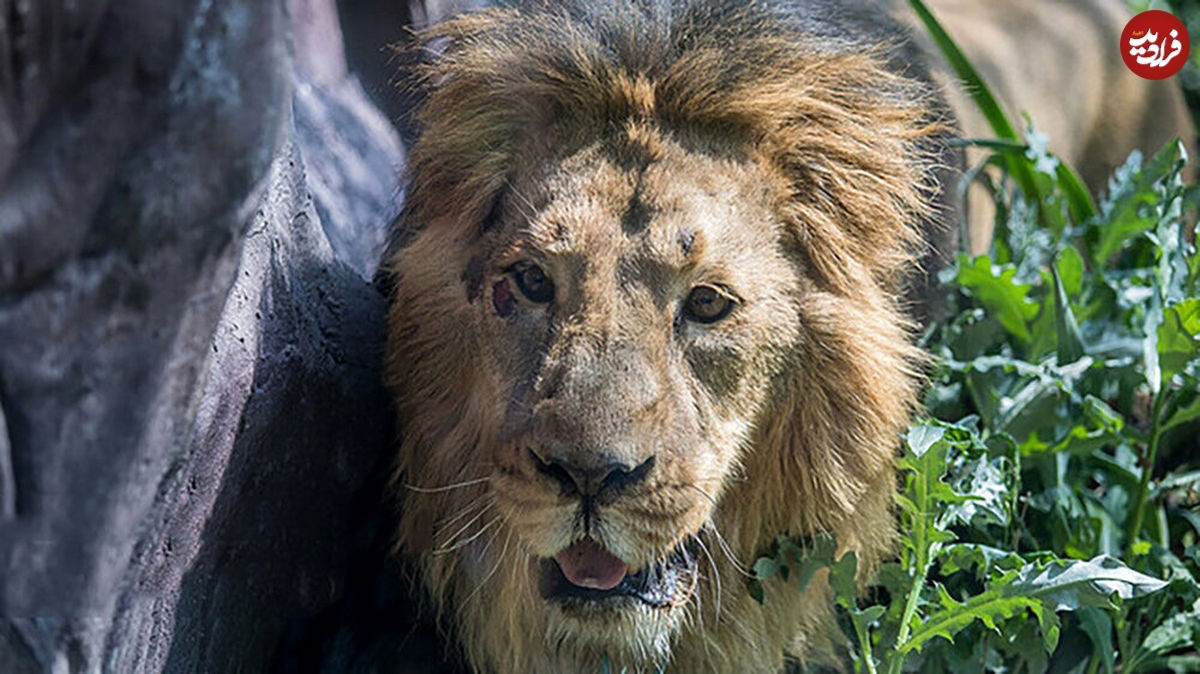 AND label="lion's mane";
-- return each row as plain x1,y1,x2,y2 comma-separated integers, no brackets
385,1,948,671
